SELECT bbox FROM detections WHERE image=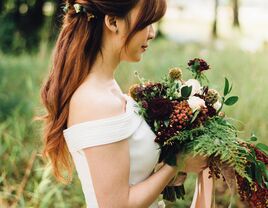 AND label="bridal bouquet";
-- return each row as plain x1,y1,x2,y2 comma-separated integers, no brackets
128,58,268,207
